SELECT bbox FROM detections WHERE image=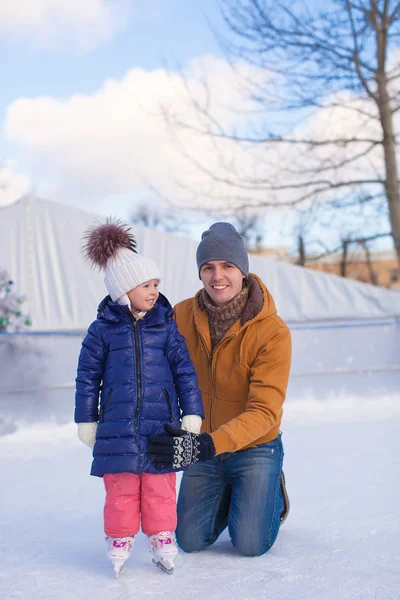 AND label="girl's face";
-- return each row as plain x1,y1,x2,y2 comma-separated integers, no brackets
127,279,159,312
